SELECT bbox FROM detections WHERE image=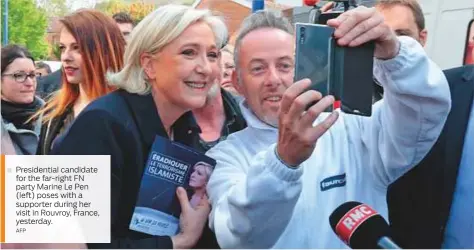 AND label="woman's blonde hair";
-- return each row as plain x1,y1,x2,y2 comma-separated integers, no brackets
107,4,228,95
193,161,213,181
